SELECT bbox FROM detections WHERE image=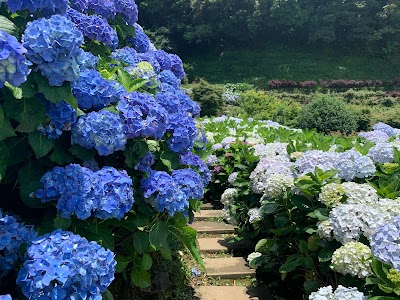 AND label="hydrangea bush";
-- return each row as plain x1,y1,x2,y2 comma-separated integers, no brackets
201,116,400,298
0,0,207,297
